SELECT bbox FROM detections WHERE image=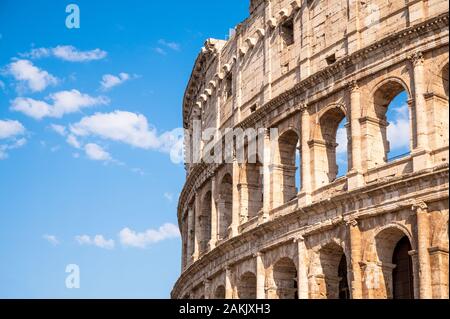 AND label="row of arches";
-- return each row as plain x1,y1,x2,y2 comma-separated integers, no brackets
186,226,416,299
183,61,449,266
